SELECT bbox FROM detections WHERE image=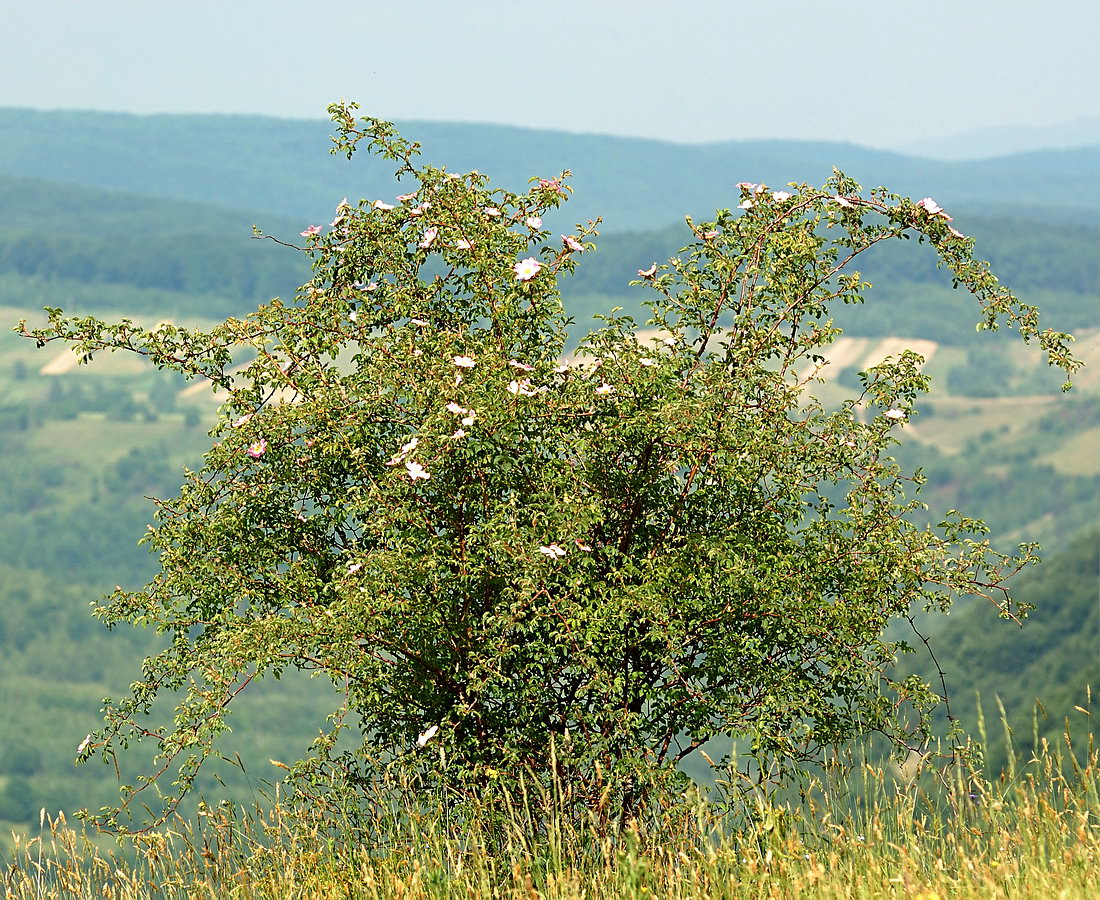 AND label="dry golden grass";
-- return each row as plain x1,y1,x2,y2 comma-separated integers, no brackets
5,727,1099,900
